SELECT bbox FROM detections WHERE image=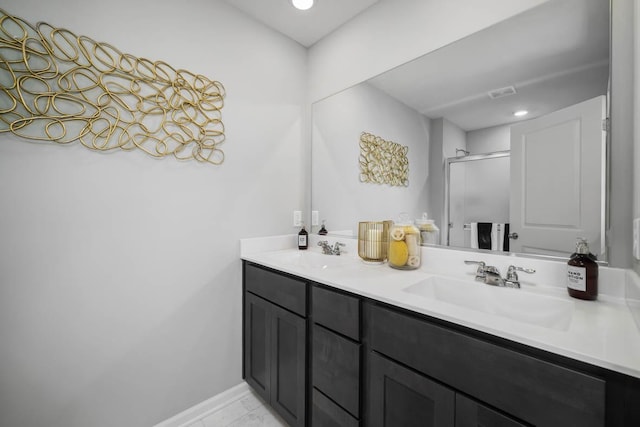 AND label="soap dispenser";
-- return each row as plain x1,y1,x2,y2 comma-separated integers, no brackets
298,223,308,250
567,238,598,300
318,220,328,235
